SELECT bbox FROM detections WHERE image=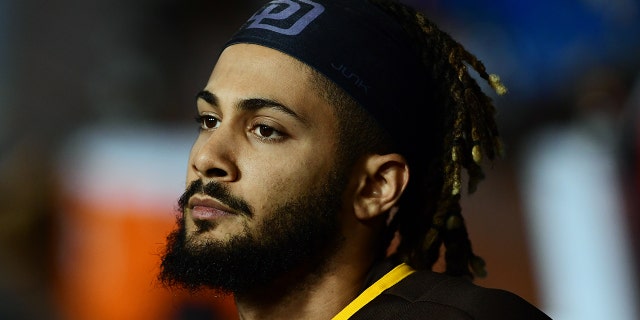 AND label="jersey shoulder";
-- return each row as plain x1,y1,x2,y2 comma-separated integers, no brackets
352,270,551,320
